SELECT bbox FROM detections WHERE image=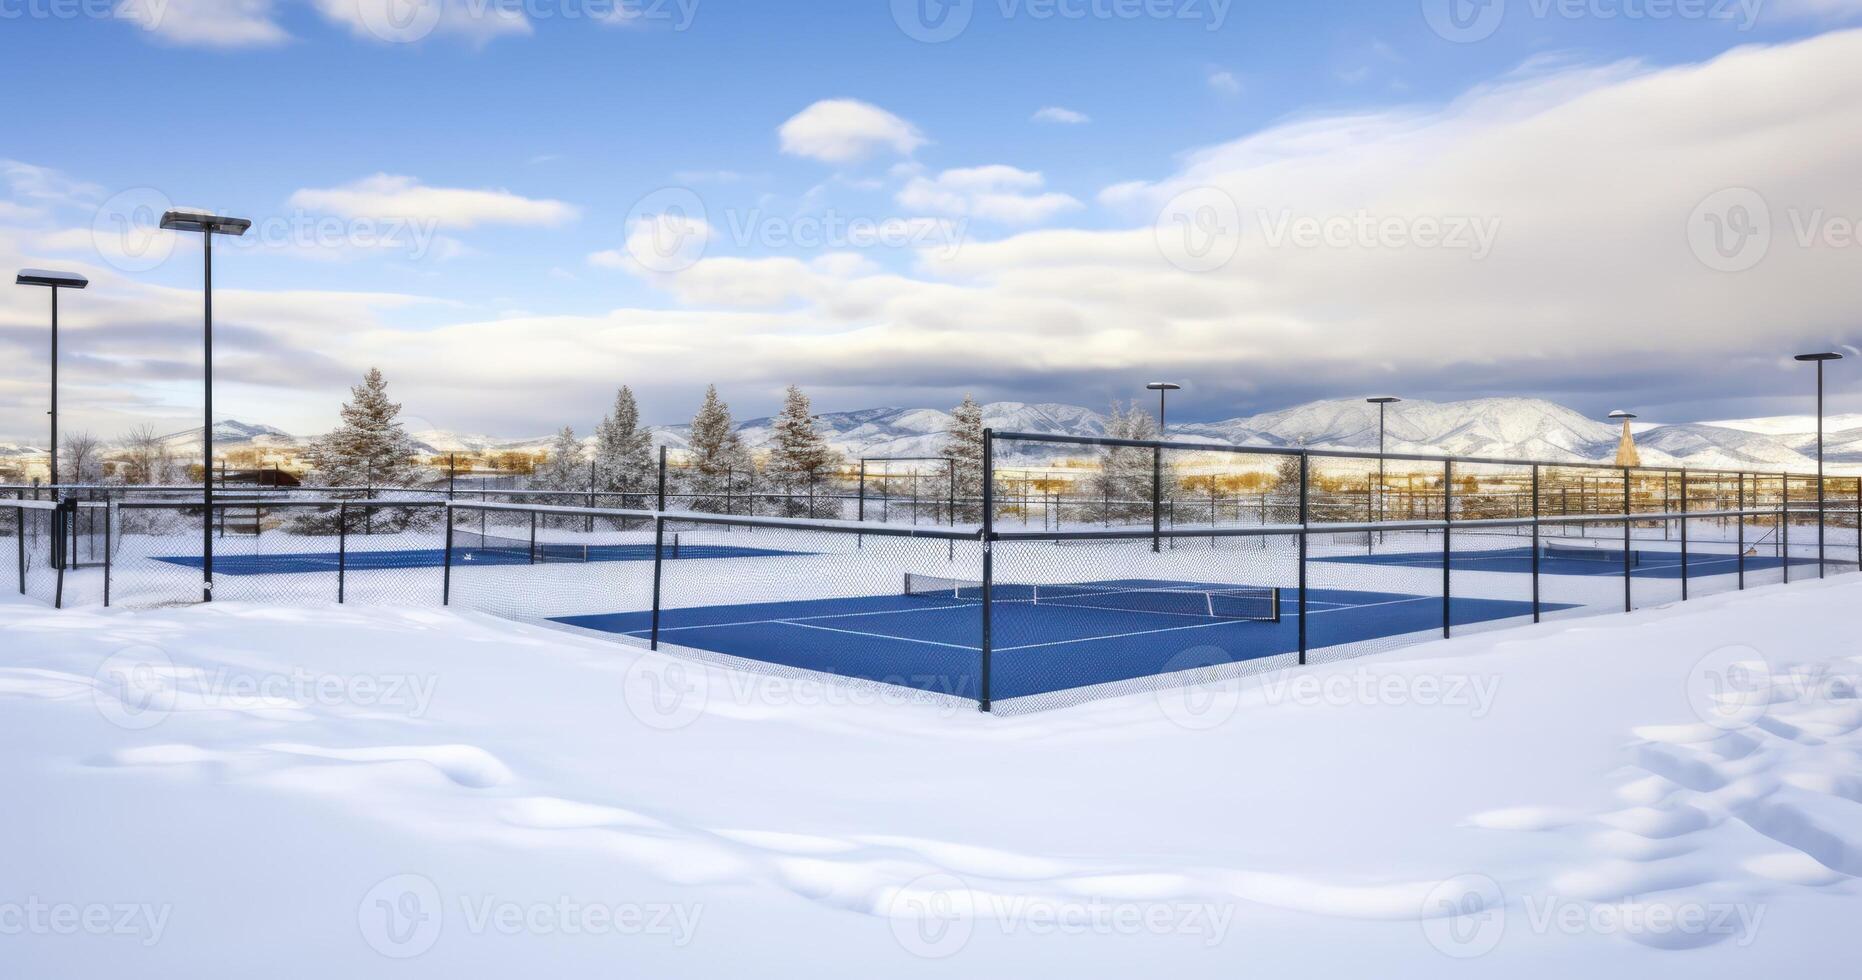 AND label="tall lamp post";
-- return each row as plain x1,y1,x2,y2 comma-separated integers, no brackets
1795,352,1843,578
161,209,252,603
1145,382,1182,554
14,270,89,488
1366,396,1401,547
